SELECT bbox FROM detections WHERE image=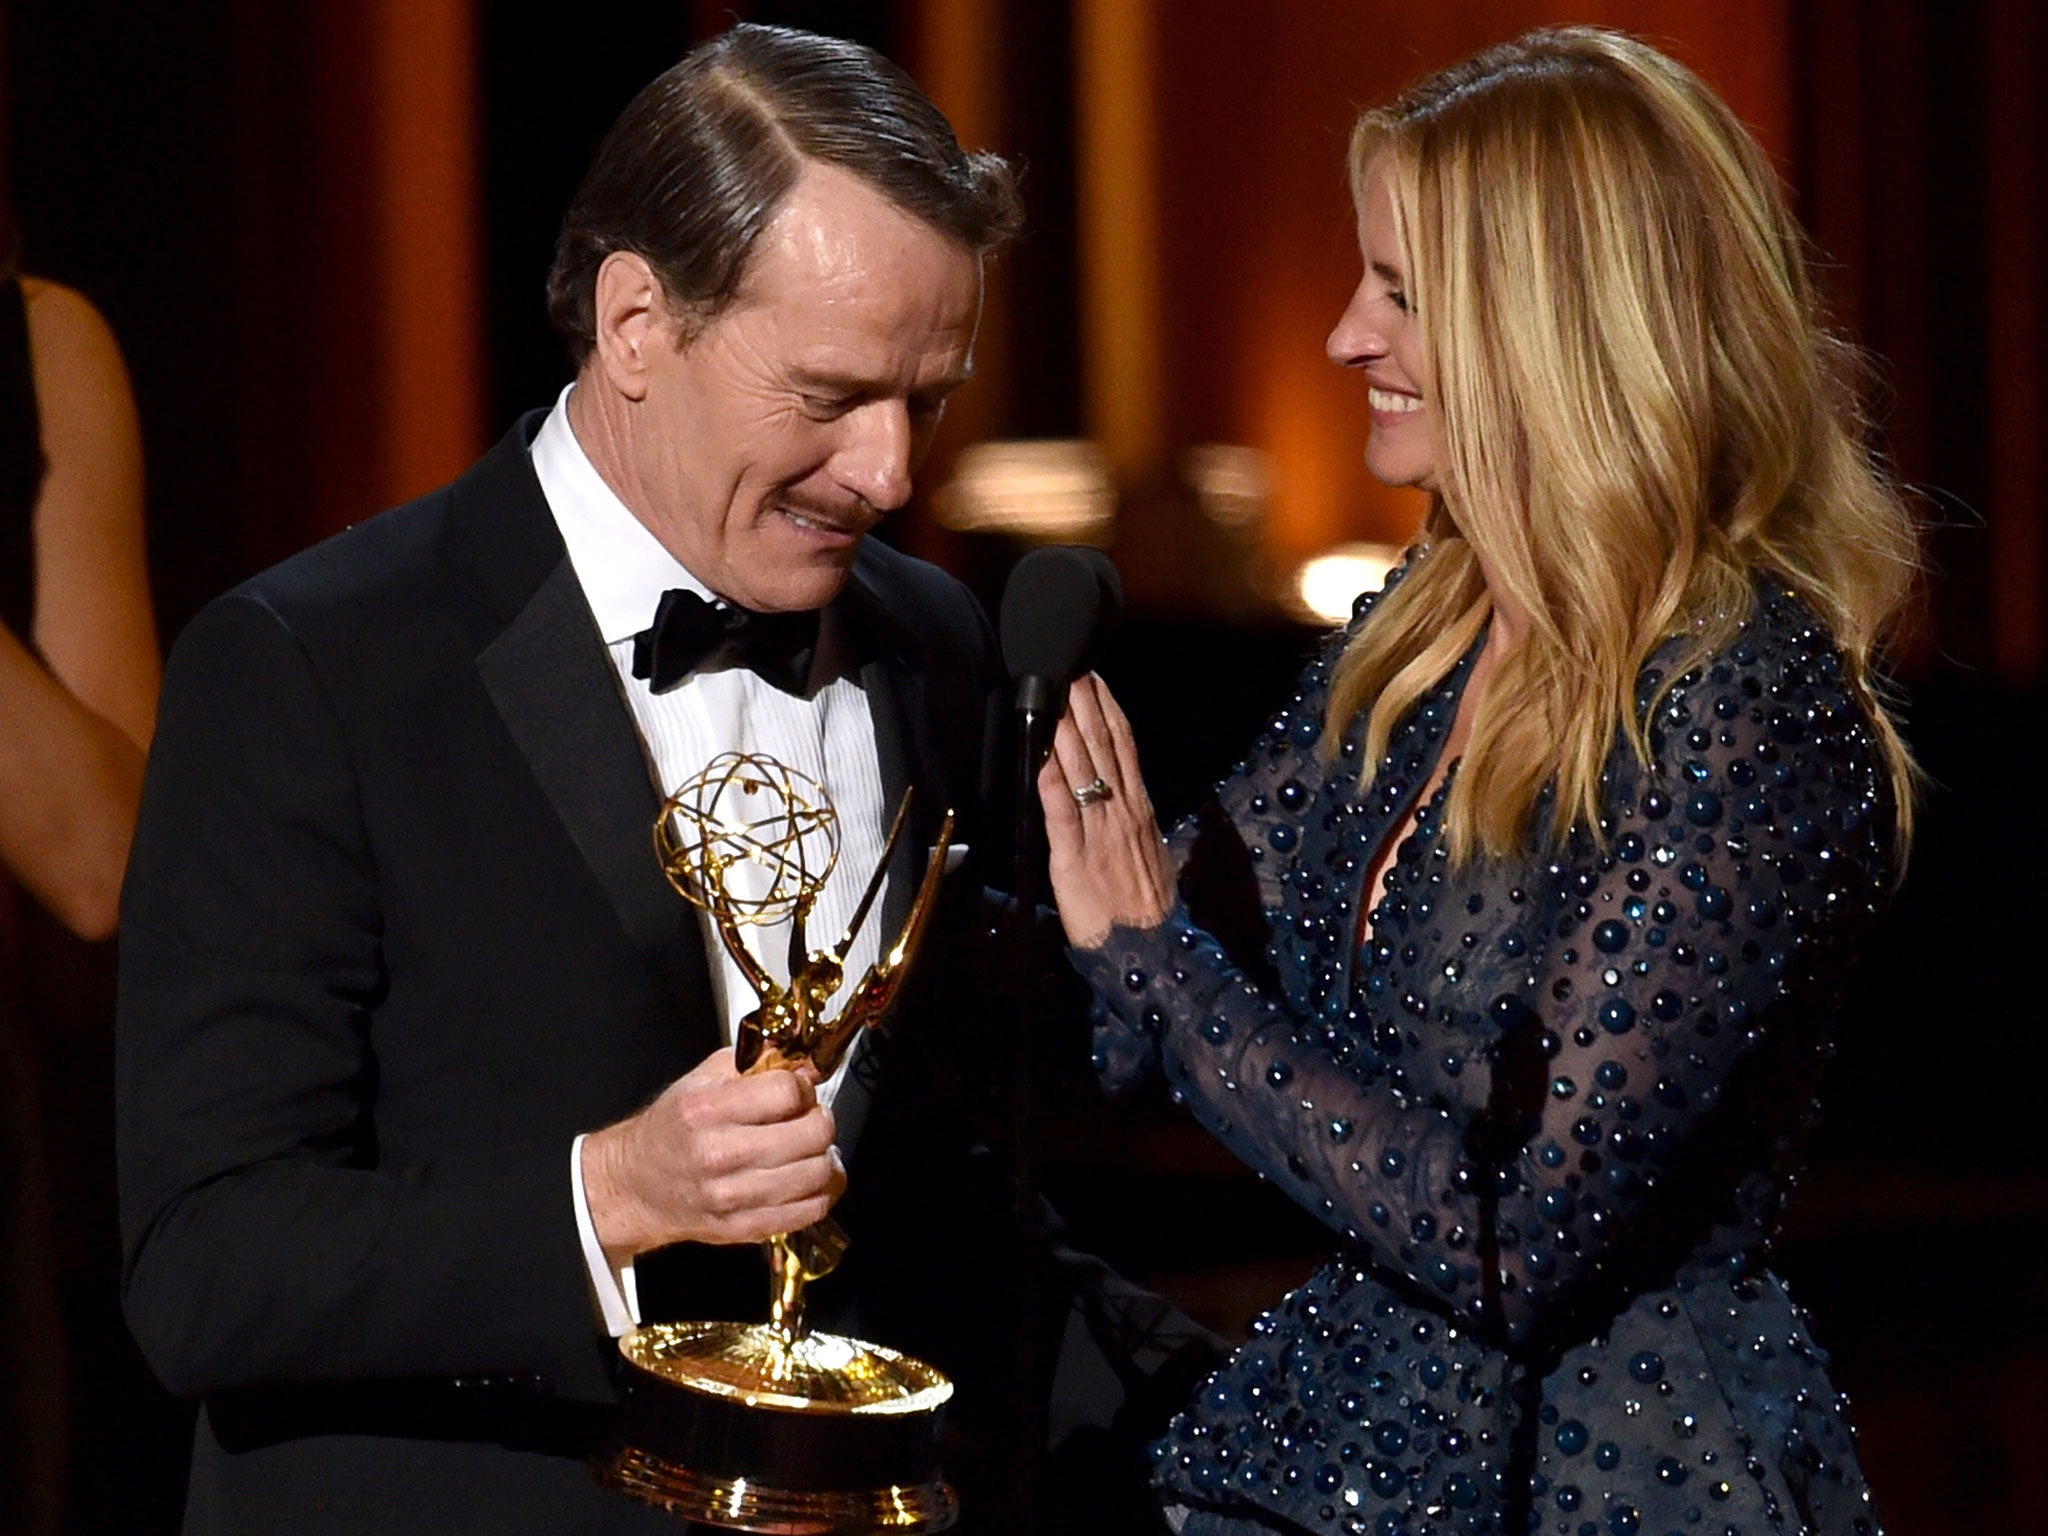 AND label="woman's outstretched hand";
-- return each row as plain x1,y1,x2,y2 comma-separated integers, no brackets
1037,674,1174,948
